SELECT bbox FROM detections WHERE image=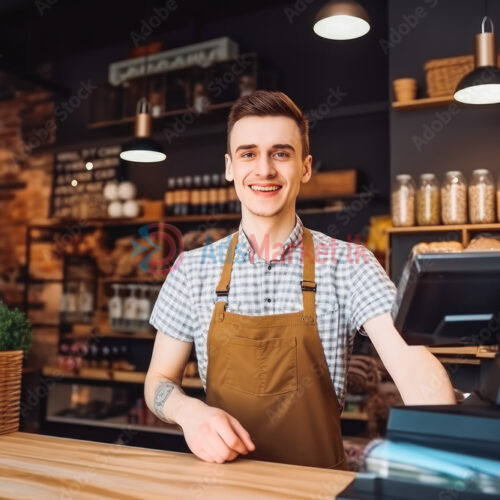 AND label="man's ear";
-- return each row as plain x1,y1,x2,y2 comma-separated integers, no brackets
225,153,234,182
300,154,313,184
